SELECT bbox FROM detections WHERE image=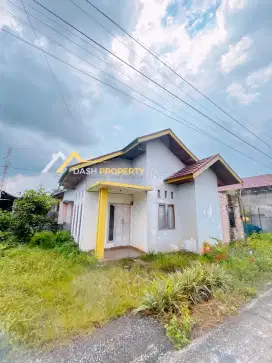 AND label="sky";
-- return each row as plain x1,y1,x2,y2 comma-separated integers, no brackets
0,0,272,196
